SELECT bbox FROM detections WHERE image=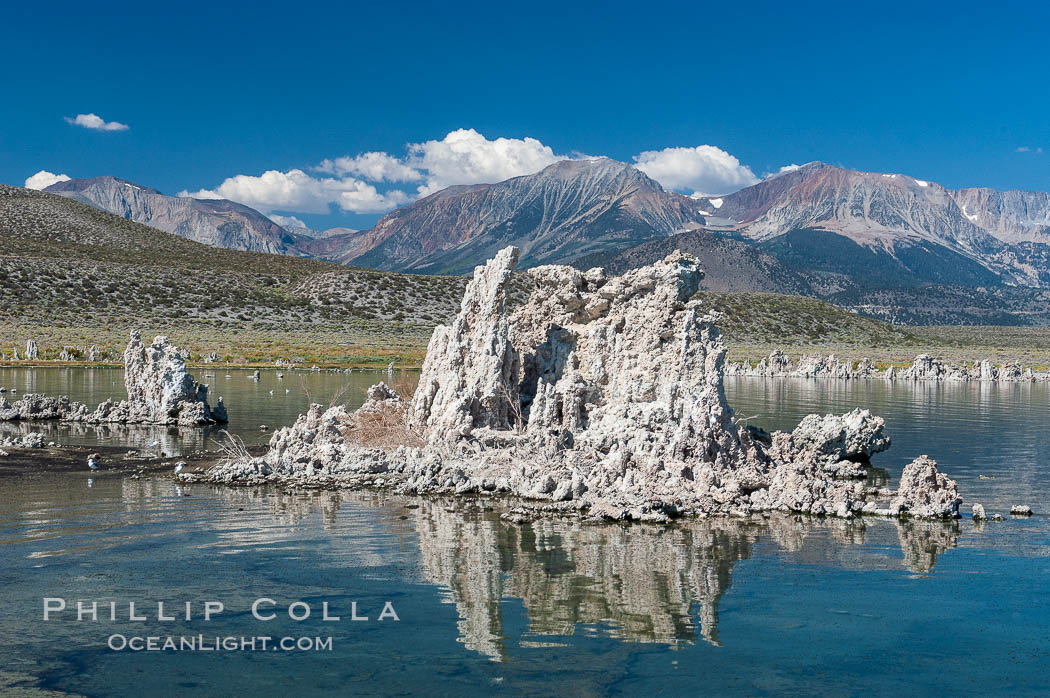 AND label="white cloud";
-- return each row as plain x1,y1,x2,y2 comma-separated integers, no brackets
185,129,565,215
184,129,764,217
179,168,411,215
266,213,309,230
24,170,71,190
317,152,422,182
770,163,802,176
64,113,129,131
633,145,759,197
1015,146,1043,154
406,128,561,195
